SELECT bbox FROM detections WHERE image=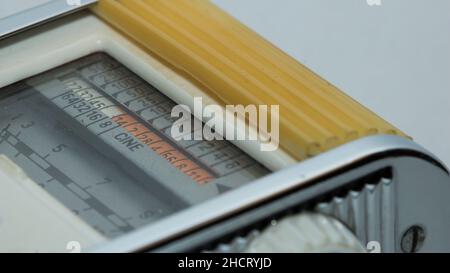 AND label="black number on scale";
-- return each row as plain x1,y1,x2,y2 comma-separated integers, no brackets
65,81,85,92
225,161,241,169
62,92,80,104
20,121,35,129
52,144,67,153
198,142,216,151
89,100,107,109
99,120,113,128
96,177,113,186
214,151,229,161
73,101,91,112
139,209,162,220
76,89,94,100
86,111,103,121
